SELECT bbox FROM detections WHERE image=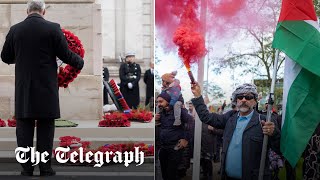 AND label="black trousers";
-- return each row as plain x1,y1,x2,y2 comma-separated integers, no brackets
16,118,55,171
225,177,241,180
159,148,183,180
200,158,213,176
